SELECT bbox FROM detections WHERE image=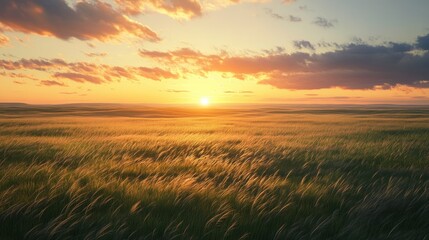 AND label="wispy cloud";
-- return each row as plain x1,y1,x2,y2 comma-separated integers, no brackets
224,90,254,94
294,40,315,50
166,89,190,93
288,15,302,22
0,33,8,46
313,17,337,28
116,0,202,19
60,91,77,95
283,0,297,4
0,58,178,85
53,72,104,84
40,80,66,87
13,80,25,85
265,9,284,20
85,52,108,58
265,9,301,22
